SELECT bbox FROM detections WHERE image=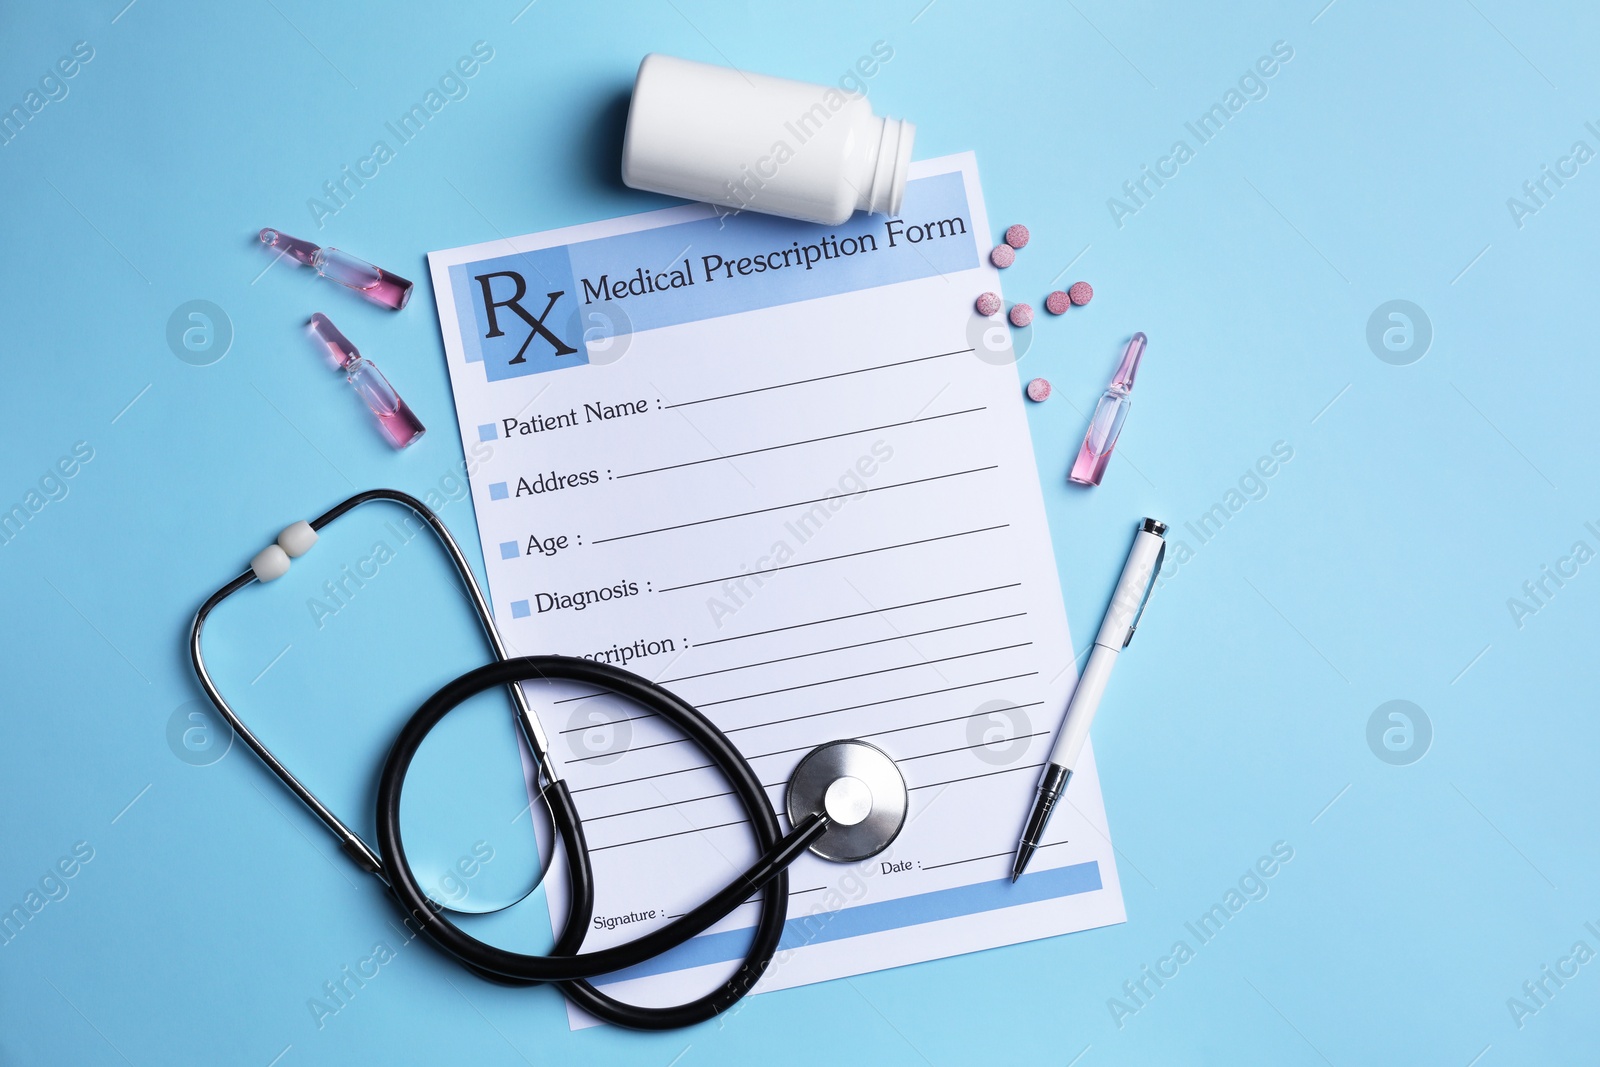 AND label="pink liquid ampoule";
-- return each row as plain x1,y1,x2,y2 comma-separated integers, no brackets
1070,332,1147,487
308,313,426,449
261,228,414,310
